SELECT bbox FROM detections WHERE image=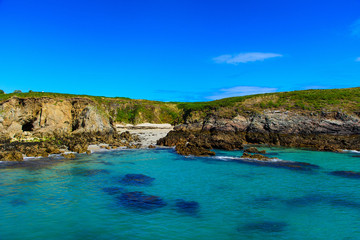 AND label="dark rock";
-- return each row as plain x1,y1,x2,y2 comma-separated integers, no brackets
241,221,288,233
117,191,167,210
244,147,266,154
102,187,125,195
175,199,199,215
158,130,243,155
329,171,360,179
148,145,156,149
120,174,155,186
175,141,215,157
